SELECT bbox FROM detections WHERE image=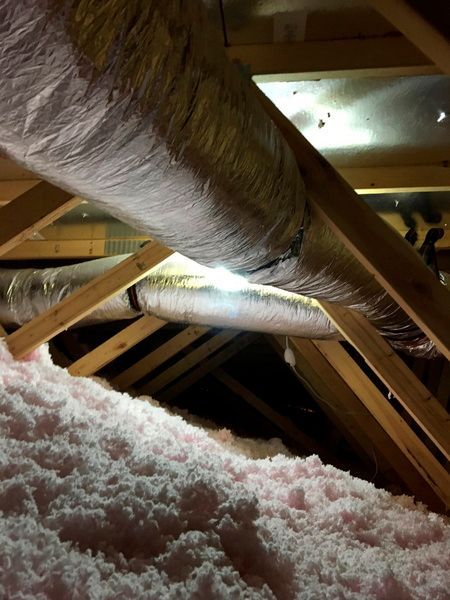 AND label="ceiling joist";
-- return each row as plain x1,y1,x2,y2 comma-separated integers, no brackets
68,315,167,377
214,367,324,456
369,0,450,74
113,325,211,390
139,330,241,396
228,36,437,81
340,164,450,195
0,181,80,257
160,333,259,403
